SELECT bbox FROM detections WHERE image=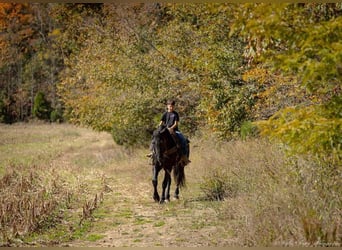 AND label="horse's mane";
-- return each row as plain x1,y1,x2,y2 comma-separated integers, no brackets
152,125,178,164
